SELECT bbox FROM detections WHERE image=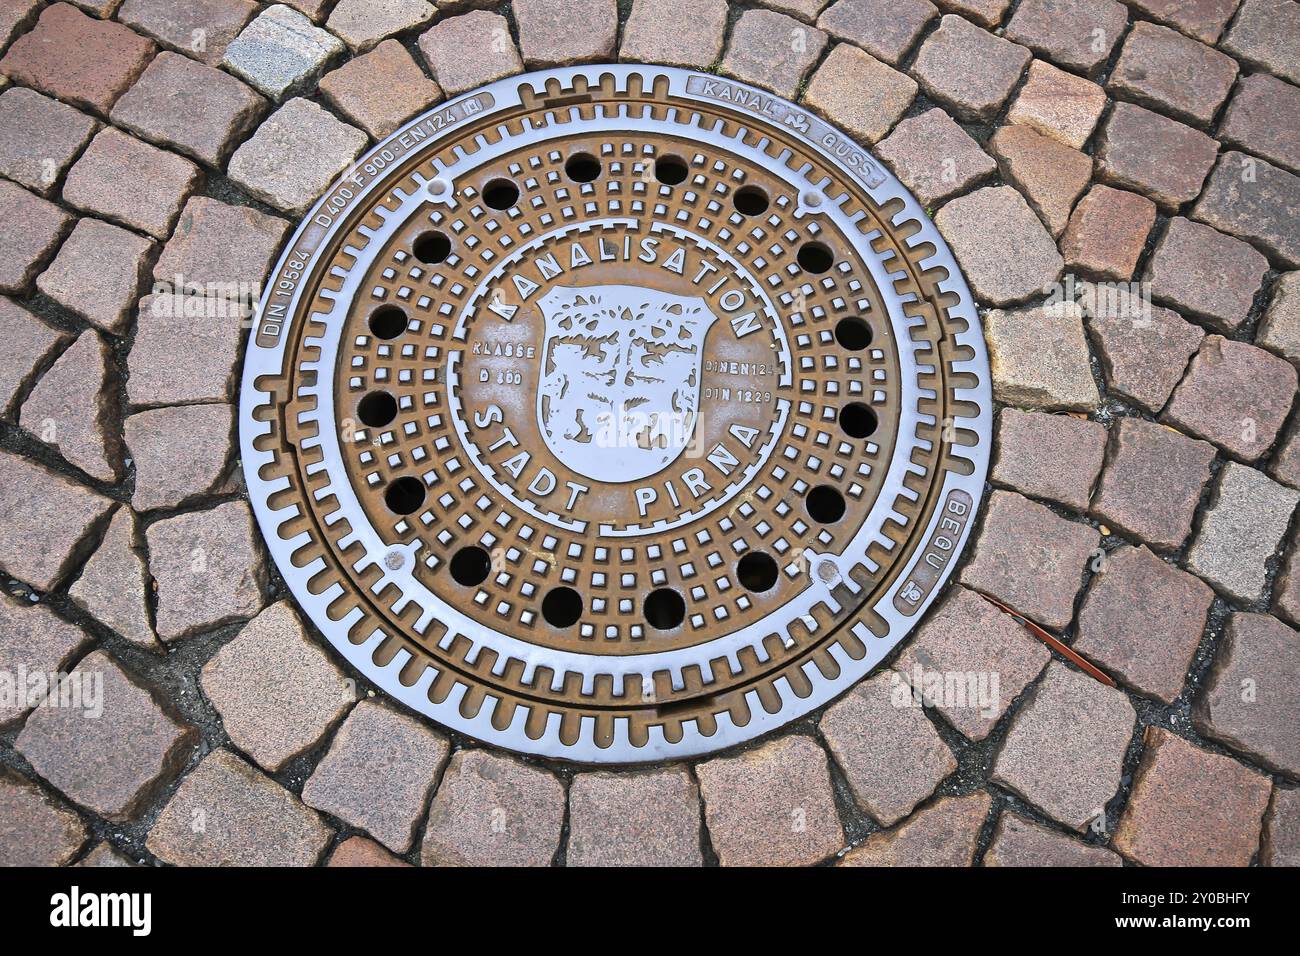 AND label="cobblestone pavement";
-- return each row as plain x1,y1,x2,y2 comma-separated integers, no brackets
1,0,1298,867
